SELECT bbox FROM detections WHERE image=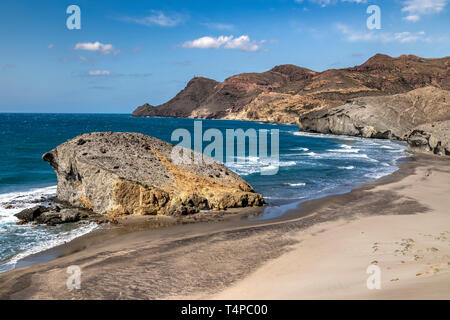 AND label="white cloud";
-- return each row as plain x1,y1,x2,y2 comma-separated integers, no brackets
404,14,421,22
182,35,264,52
402,0,448,22
74,42,115,54
47,44,54,49
336,23,427,43
224,35,262,52
88,70,111,76
182,36,233,49
121,10,184,27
